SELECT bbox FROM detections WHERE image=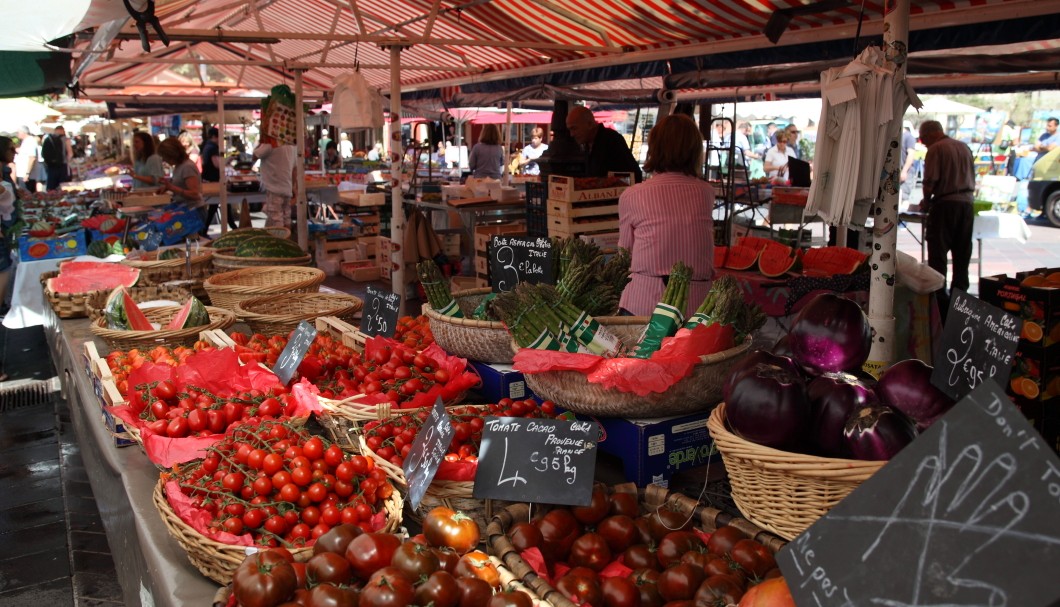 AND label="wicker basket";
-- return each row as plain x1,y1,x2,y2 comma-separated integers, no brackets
235,292,364,336
203,266,325,312
40,271,109,319
90,305,237,350
212,249,313,270
707,403,886,540
424,288,513,364
86,285,193,323
154,477,403,584
487,483,787,607
517,319,753,417
120,249,214,285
